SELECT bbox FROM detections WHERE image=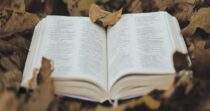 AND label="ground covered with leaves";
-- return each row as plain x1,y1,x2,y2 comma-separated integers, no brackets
0,0,210,111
